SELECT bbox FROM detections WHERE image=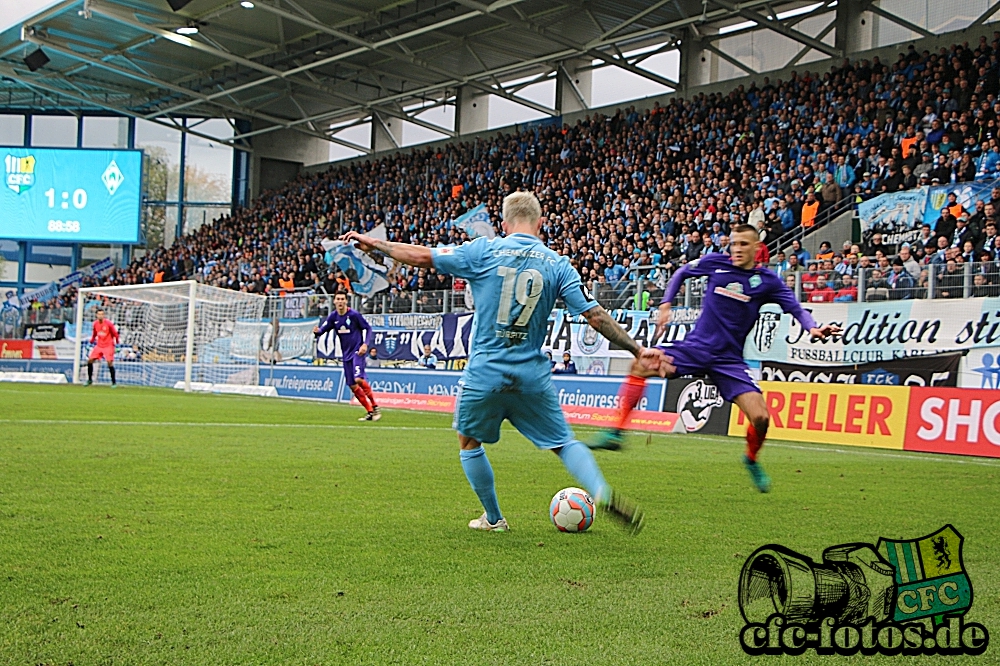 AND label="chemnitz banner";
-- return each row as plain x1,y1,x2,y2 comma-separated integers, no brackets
746,297,1000,365
758,352,961,387
544,307,702,359
316,312,475,362
858,189,927,247
318,308,705,363
859,180,996,247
